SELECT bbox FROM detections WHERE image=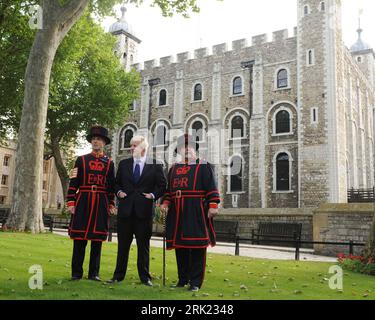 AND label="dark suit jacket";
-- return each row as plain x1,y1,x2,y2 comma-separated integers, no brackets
115,157,167,219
